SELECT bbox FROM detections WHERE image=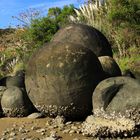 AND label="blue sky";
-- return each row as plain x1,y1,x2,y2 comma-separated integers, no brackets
0,0,84,28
